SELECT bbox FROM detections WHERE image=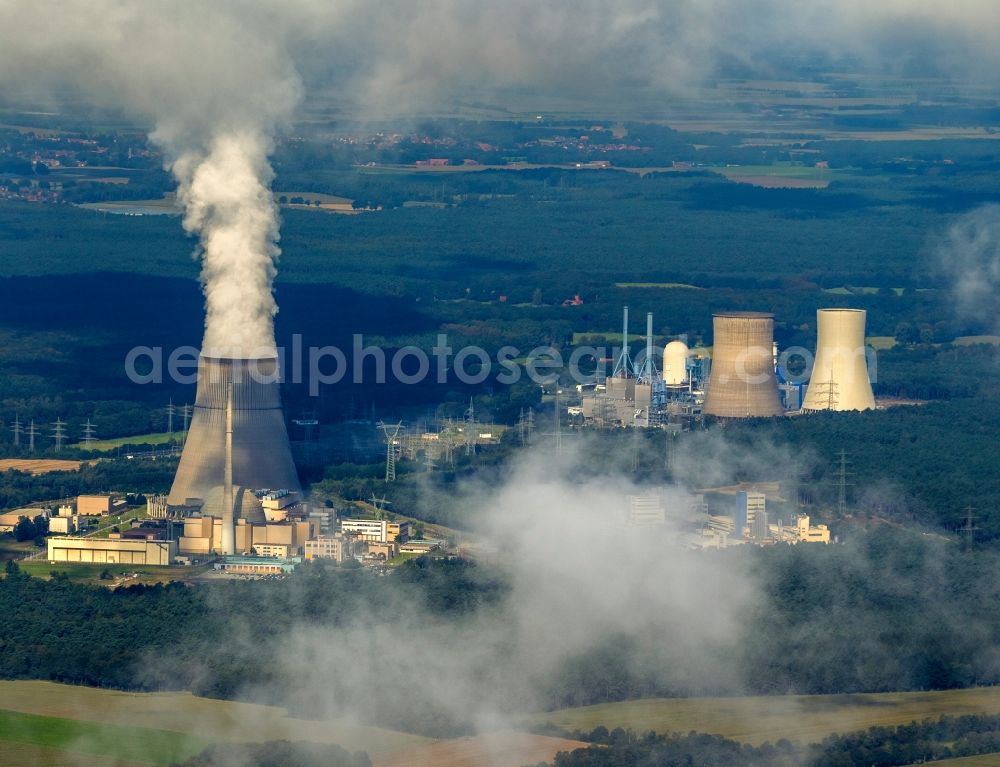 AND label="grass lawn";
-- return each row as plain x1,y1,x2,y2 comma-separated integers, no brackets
536,687,1000,746
0,709,210,766
0,539,37,562
14,560,210,586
